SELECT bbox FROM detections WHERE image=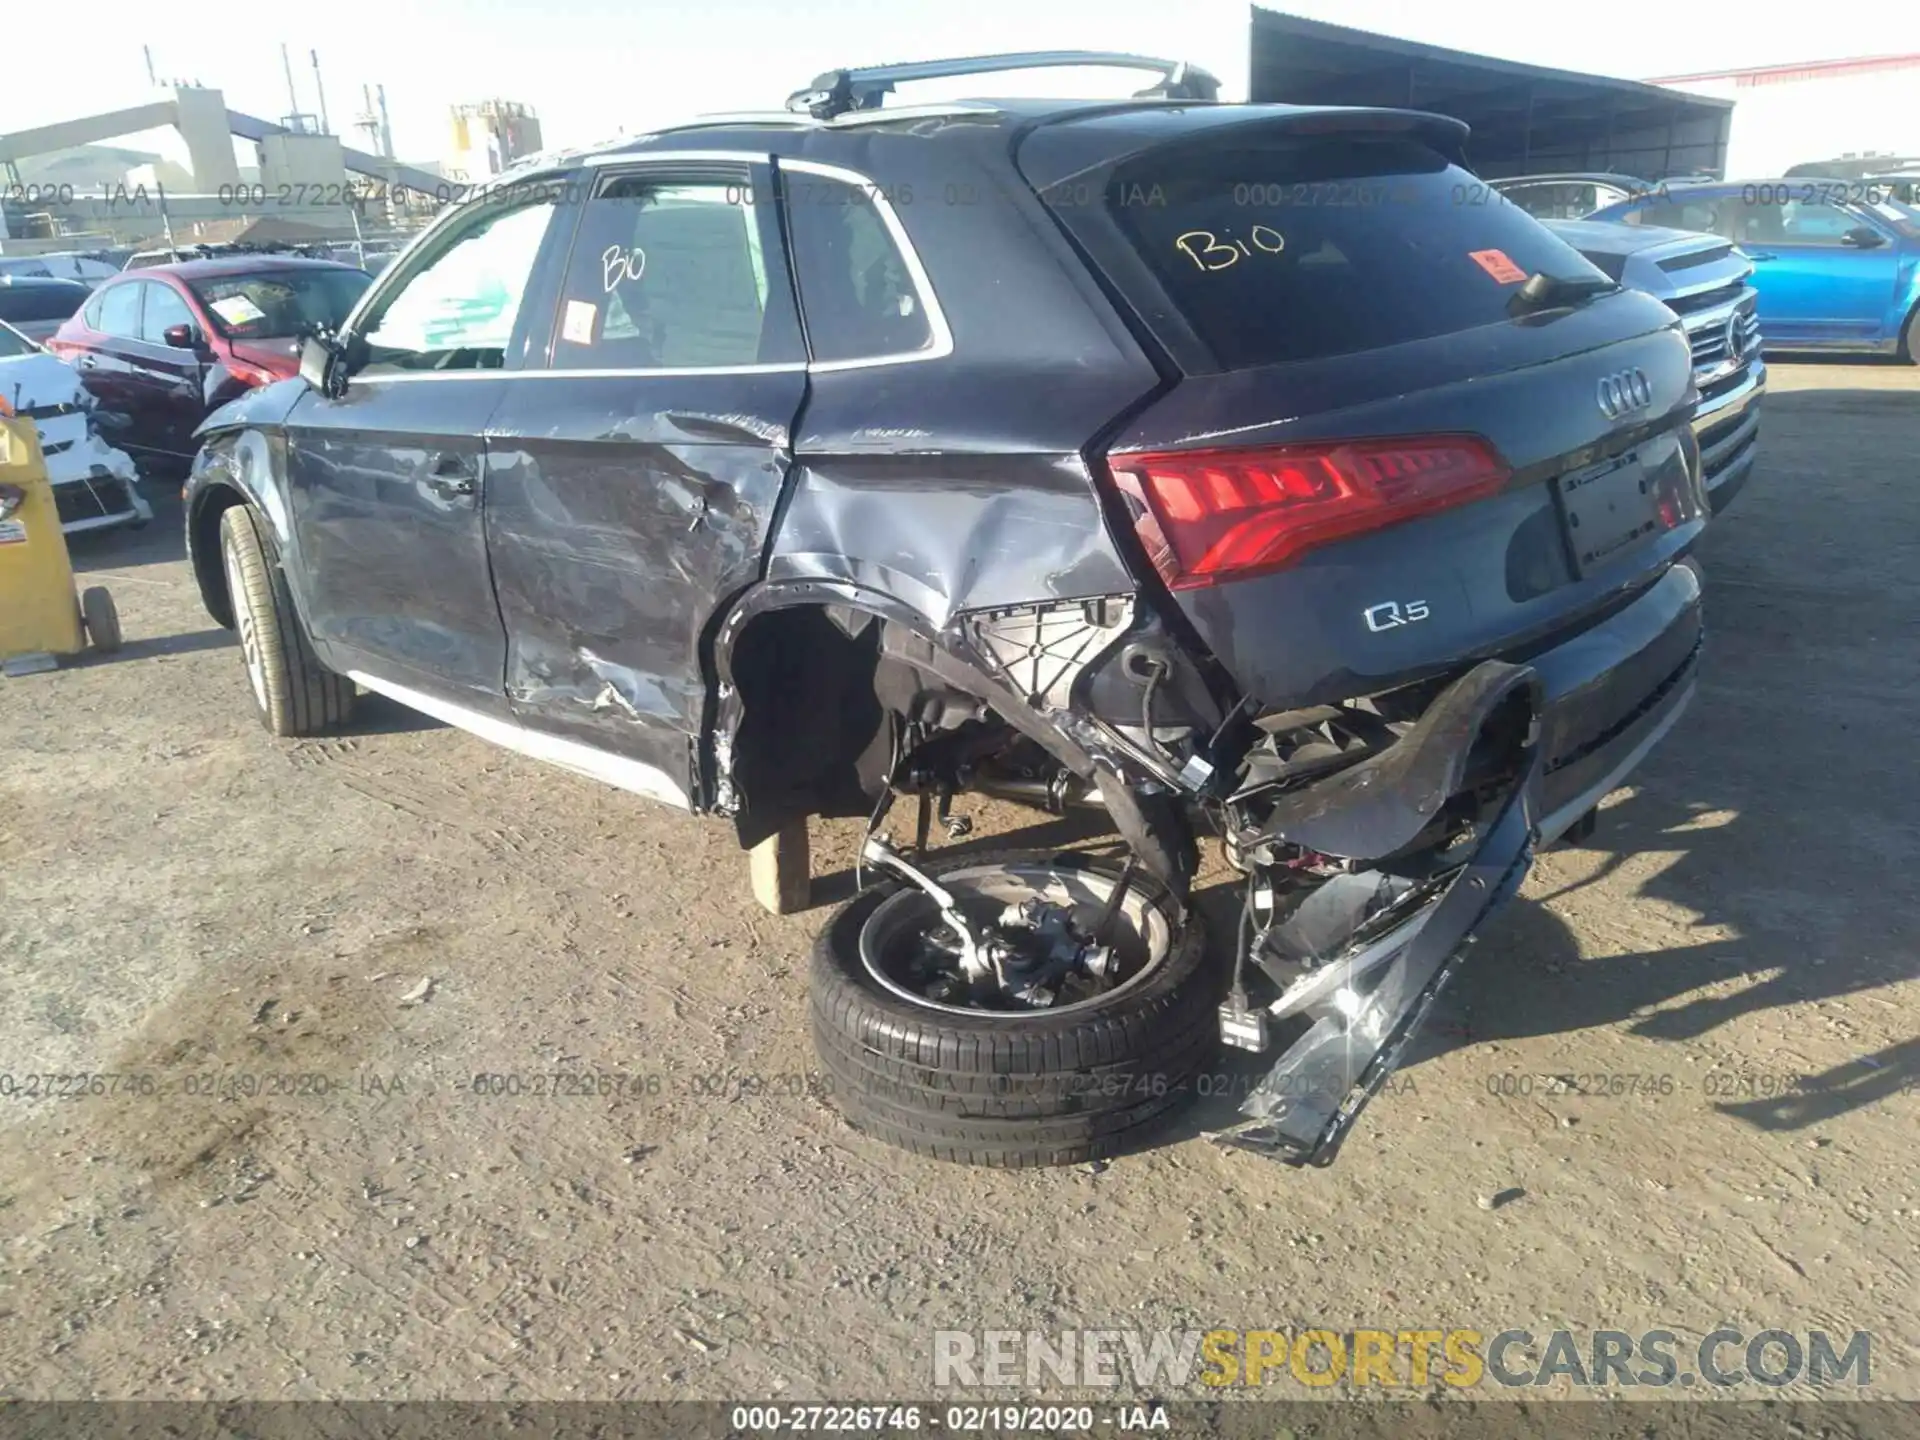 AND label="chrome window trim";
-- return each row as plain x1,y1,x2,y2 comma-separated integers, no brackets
338,155,953,383
581,148,768,168
778,157,955,372
355,362,807,384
